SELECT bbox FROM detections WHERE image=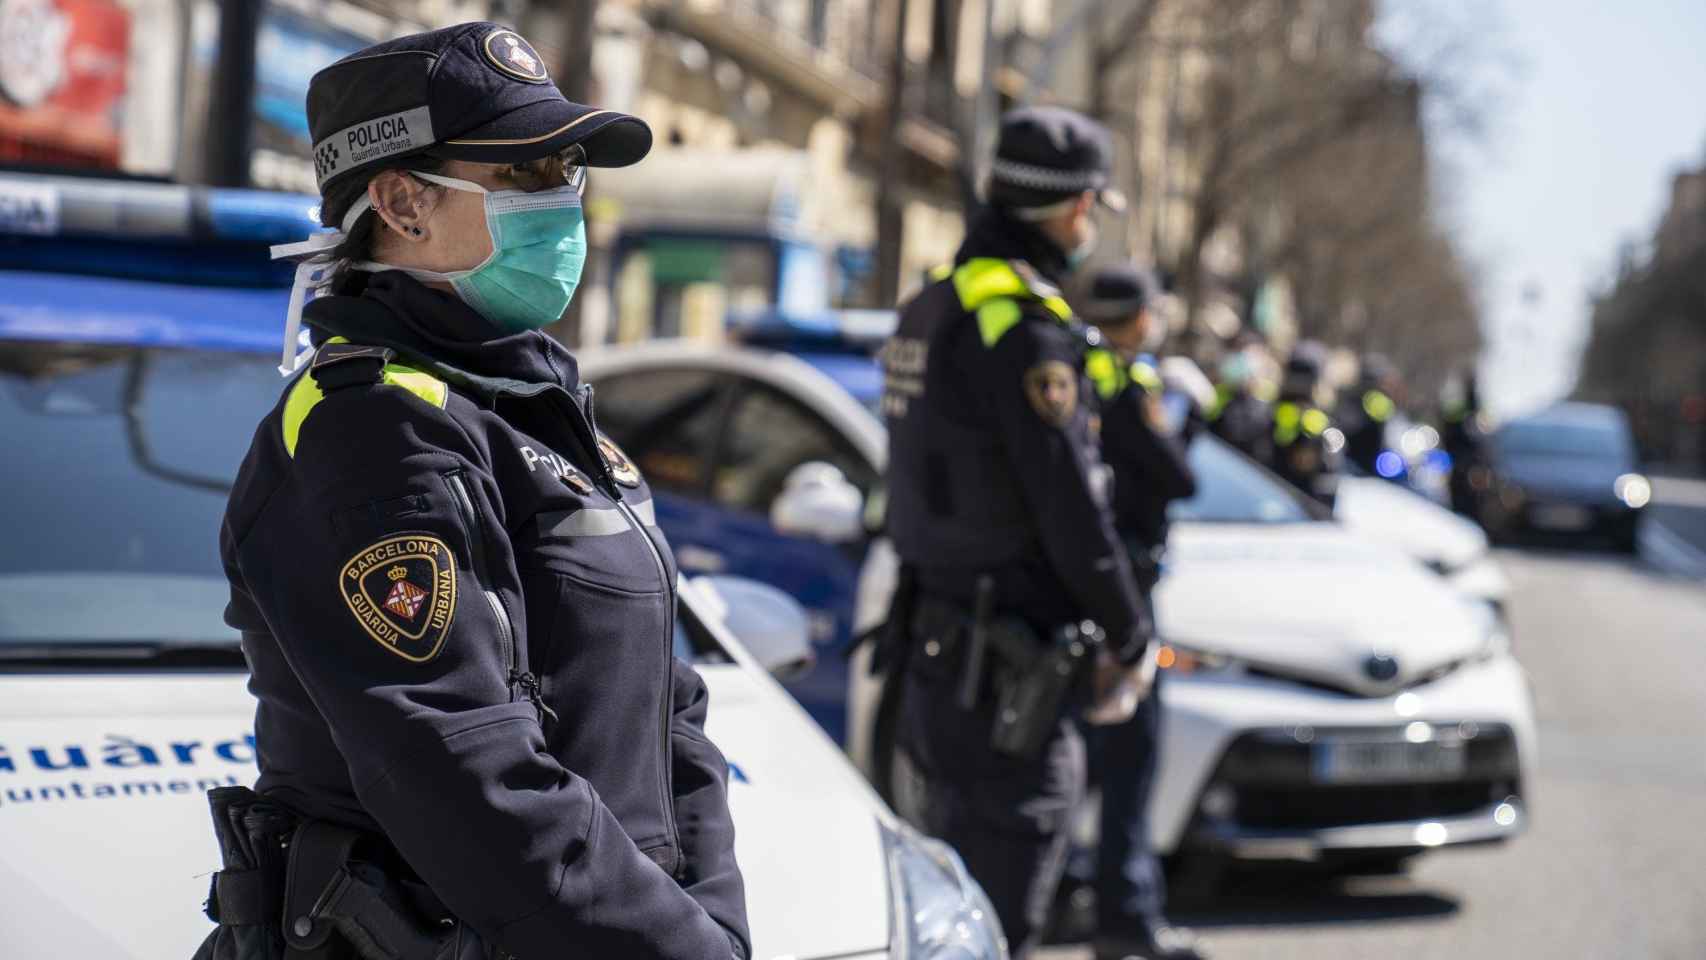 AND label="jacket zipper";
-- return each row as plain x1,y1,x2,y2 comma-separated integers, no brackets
555,387,680,869
447,470,555,728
